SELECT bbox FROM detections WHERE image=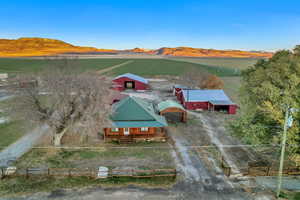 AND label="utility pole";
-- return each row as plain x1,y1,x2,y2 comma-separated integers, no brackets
276,106,290,198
